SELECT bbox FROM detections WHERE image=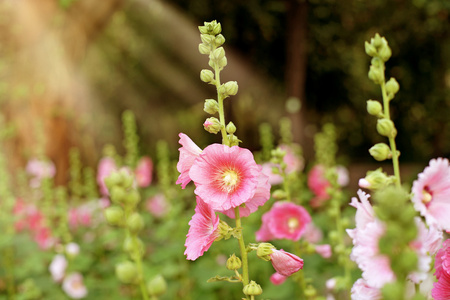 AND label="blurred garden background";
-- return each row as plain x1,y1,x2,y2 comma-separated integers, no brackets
0,0,449,299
